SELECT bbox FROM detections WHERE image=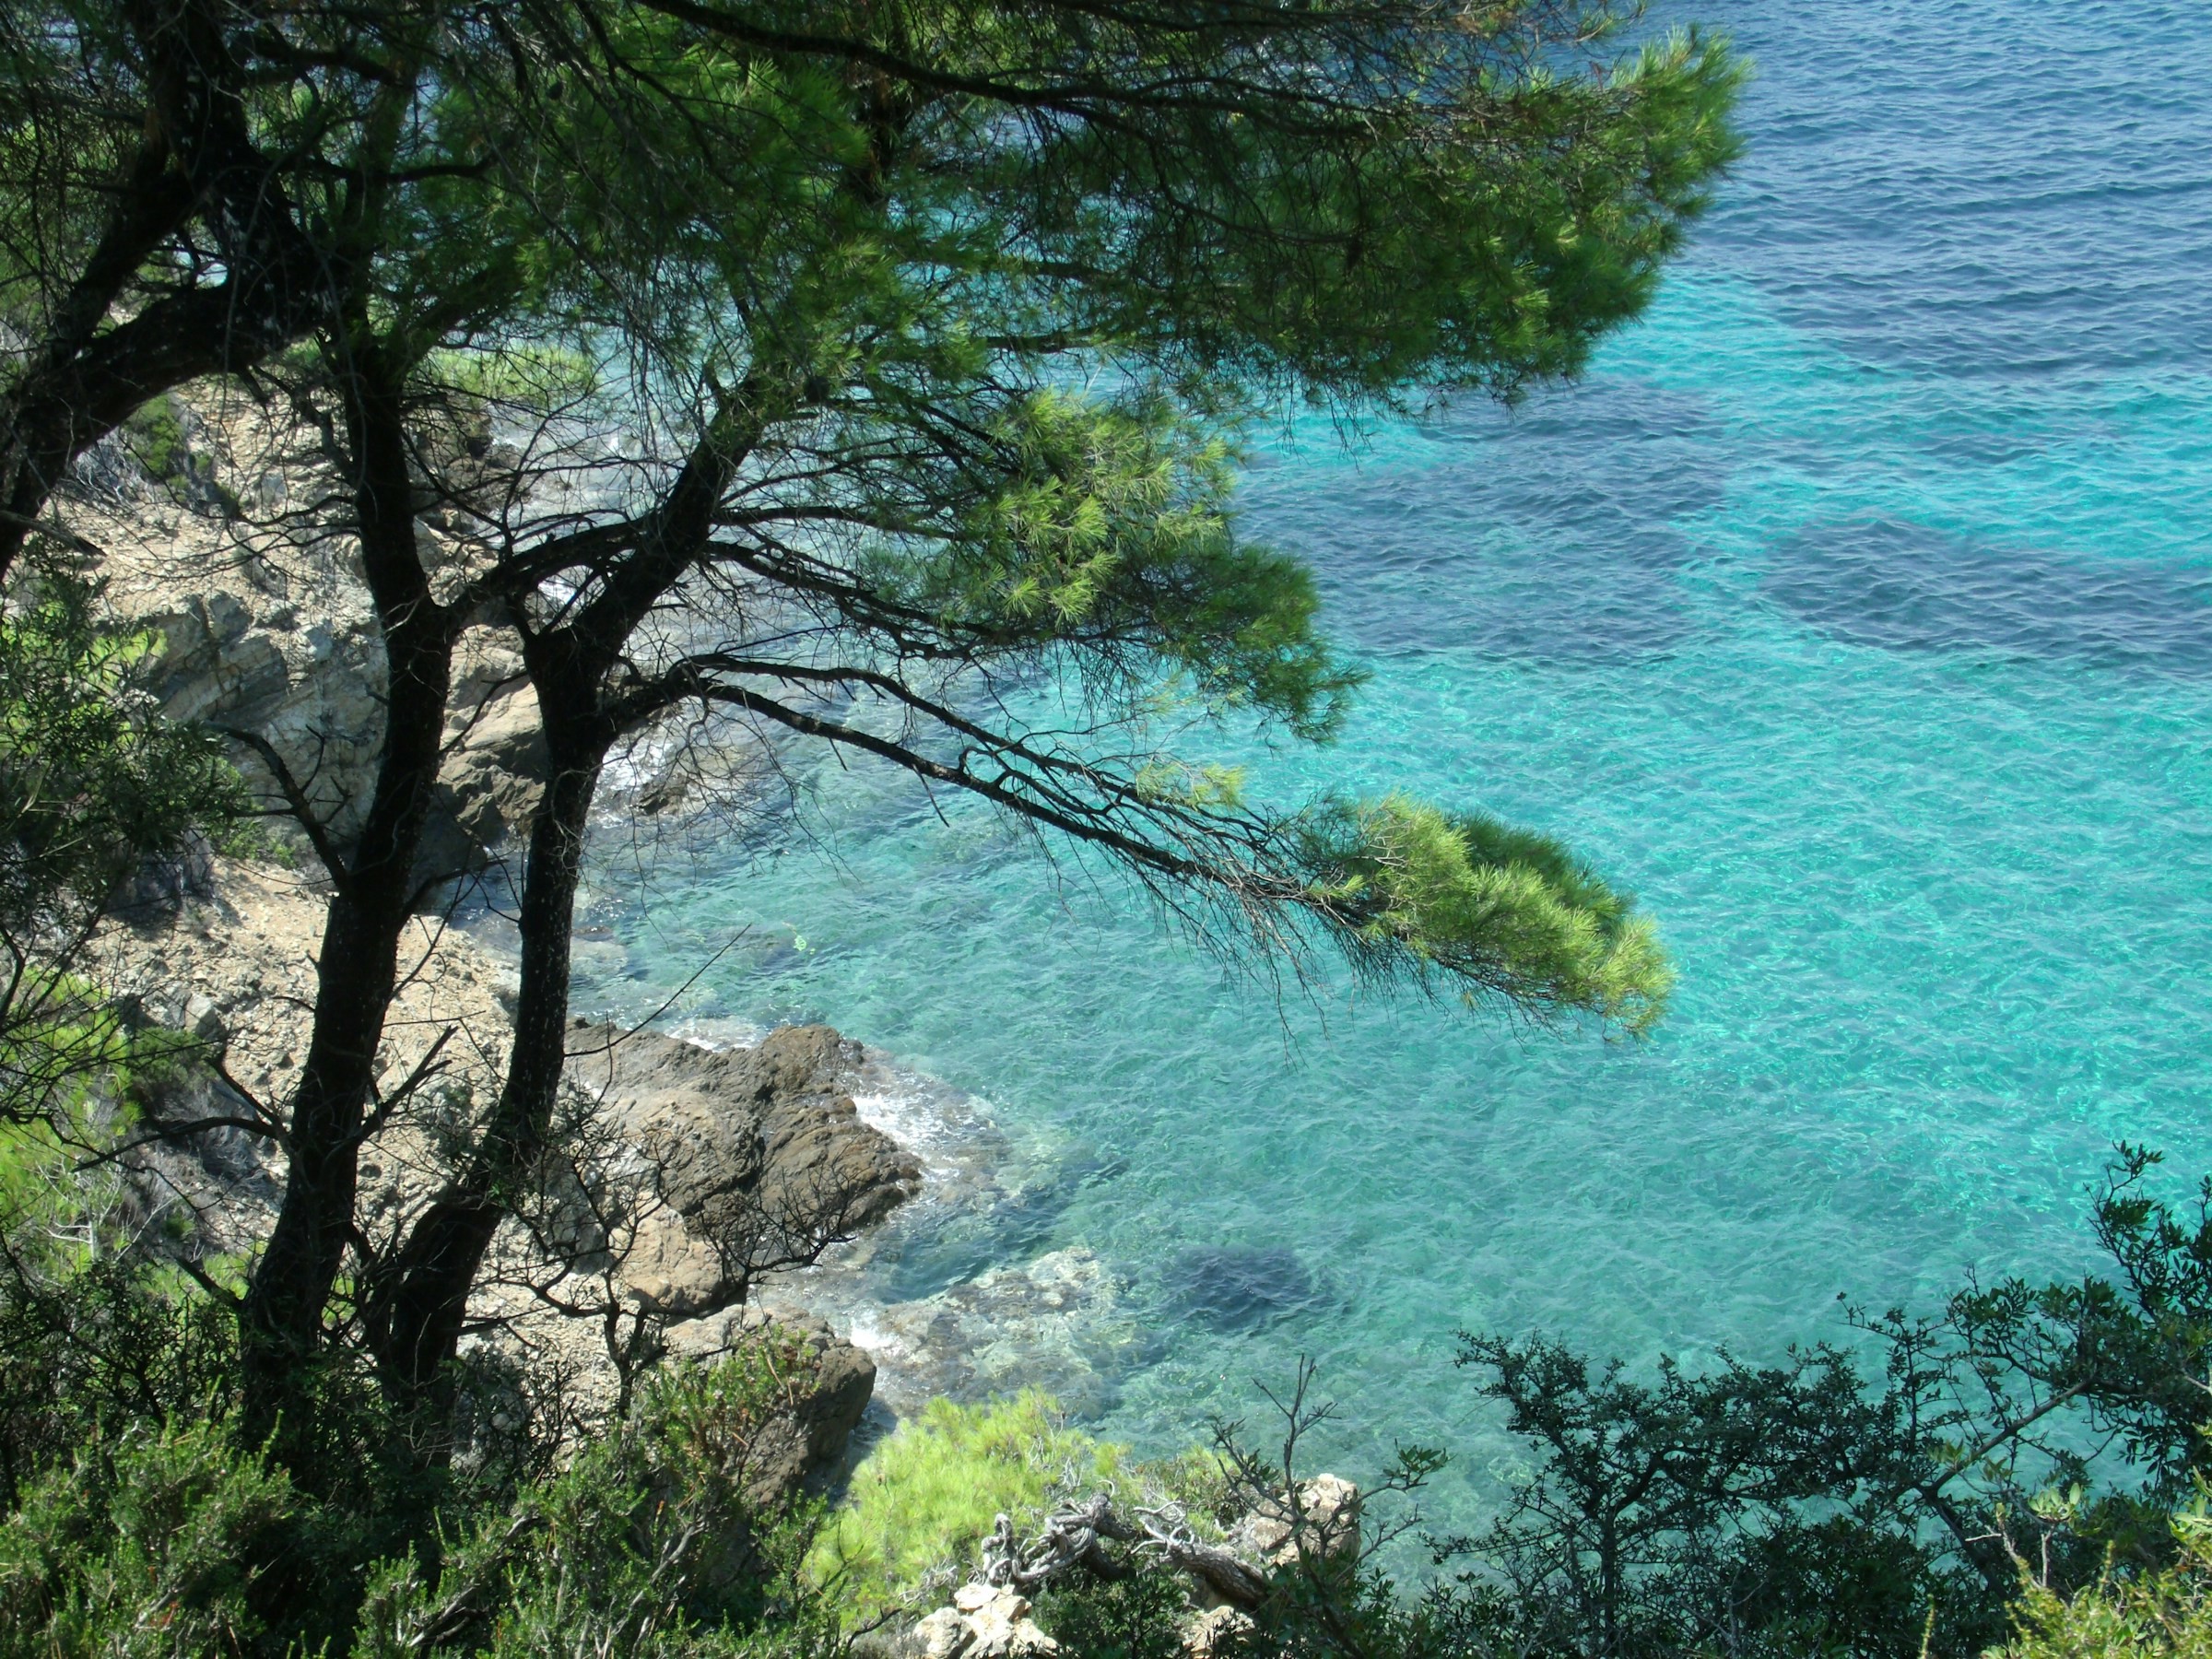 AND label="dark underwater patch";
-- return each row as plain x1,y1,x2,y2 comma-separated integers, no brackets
1765,518,2212,676
1159,1243,1330,1332
1247,378,1727,663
